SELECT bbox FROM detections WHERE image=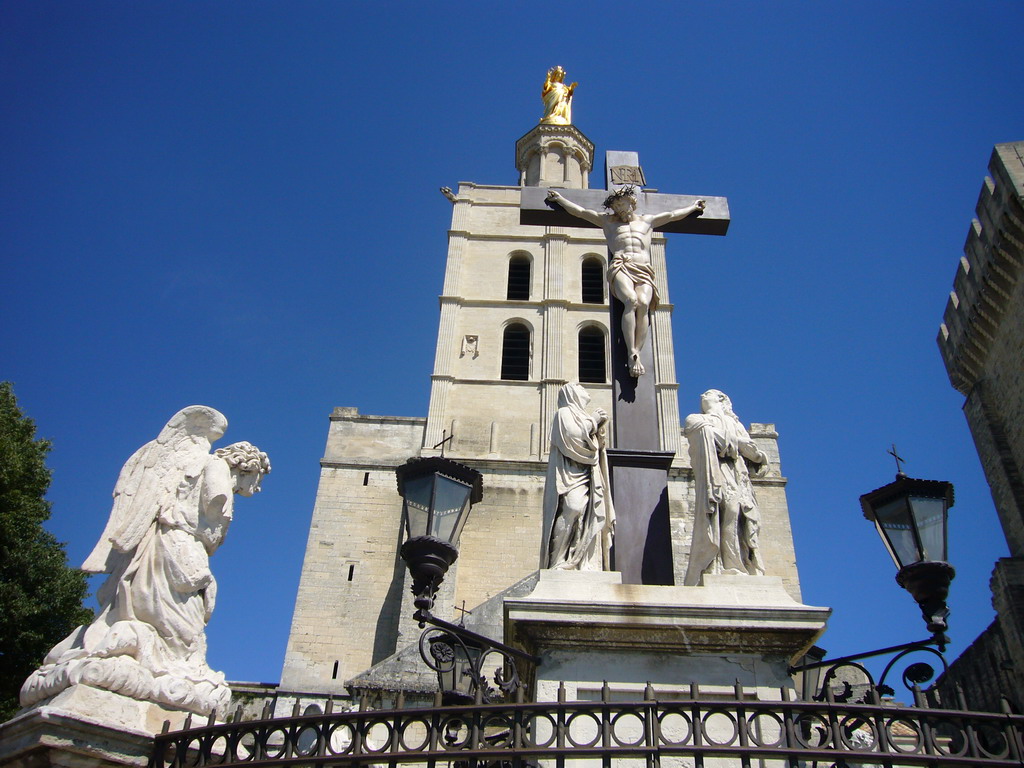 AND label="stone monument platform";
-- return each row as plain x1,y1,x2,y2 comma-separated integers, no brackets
0,685,195,768
505,570,830,701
